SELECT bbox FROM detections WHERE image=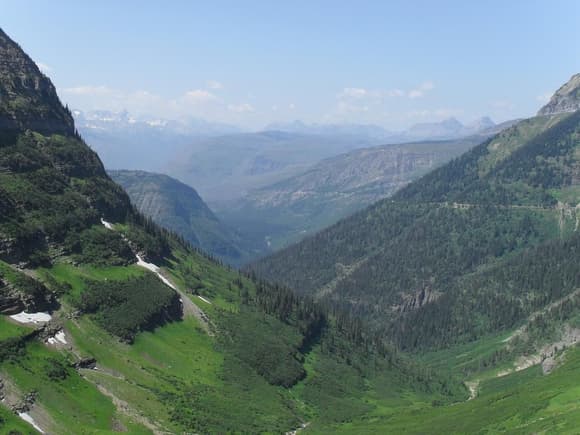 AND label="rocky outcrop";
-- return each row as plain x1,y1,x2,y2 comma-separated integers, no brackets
395,286,442,313
73,357,97,370
0,28,74,136
0,268,56,314
538,73,580,116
